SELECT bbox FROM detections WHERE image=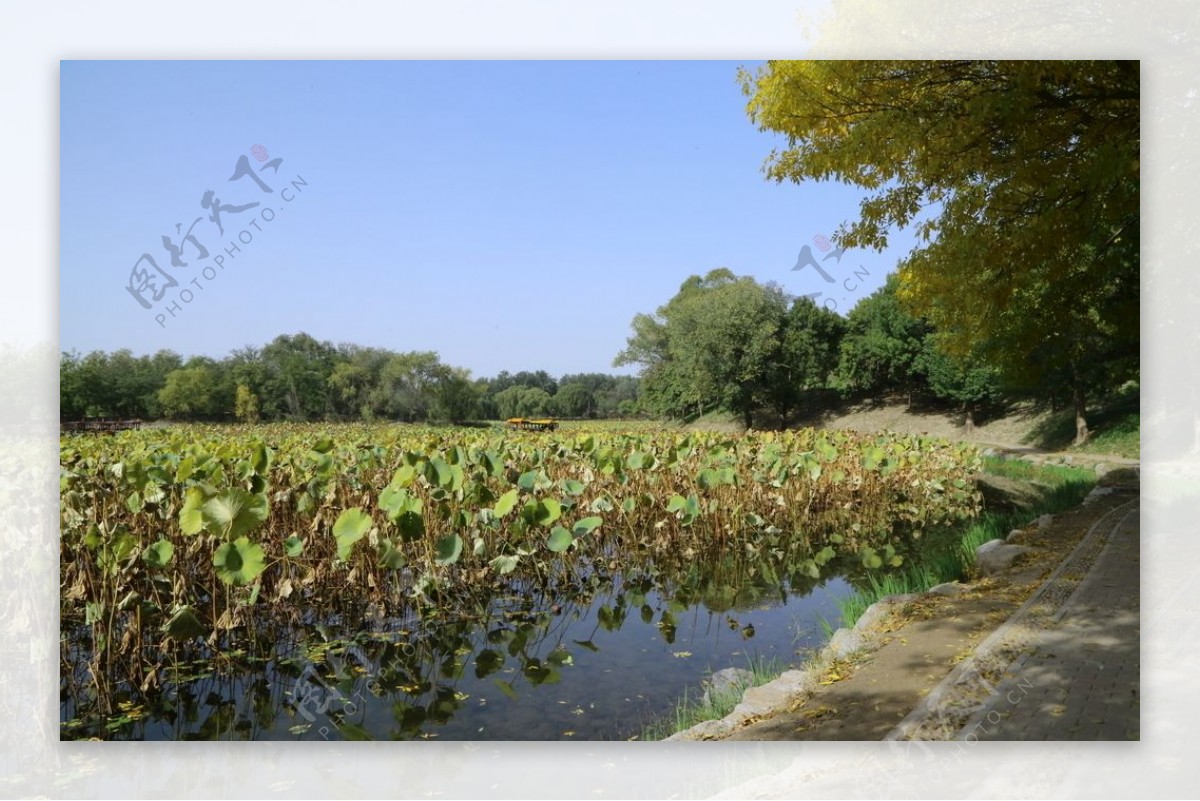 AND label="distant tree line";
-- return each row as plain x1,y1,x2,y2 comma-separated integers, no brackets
615,269,1135,433
60,333,641,424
